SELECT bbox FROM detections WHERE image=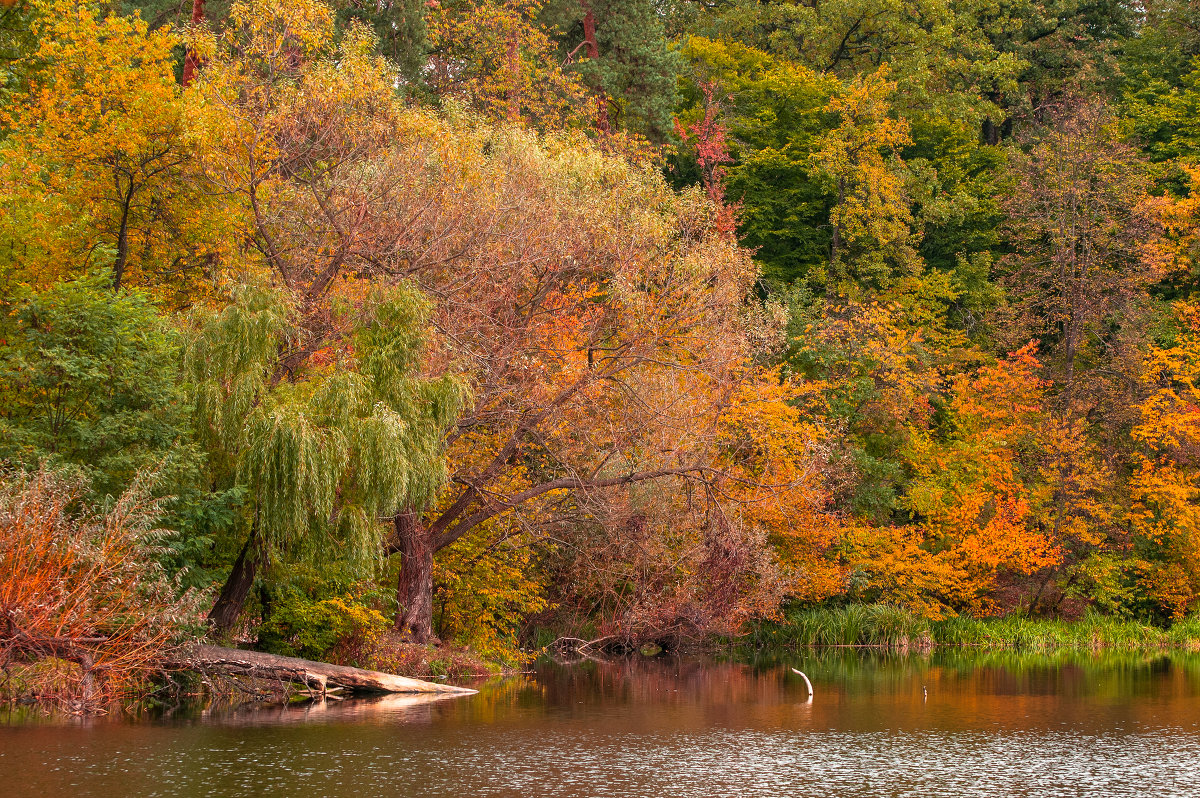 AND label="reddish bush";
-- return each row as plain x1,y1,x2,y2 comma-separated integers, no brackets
0,469,204,710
